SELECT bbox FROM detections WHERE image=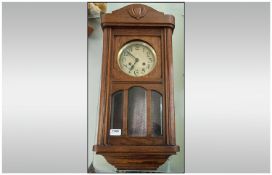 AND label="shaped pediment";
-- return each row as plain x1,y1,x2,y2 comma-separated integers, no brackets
101,4,175,29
